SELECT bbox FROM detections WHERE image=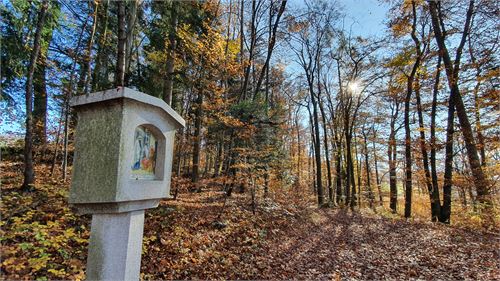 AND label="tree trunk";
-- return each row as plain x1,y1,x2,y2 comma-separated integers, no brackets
354,133,361,208
50,107,65,177
363,128,374,208
415,77,438,221
309,96,324,205
429,54,442,221
319,97,333,203
22,0,49,190
440,84,455,223
33,19,55,149
347,131,356,209
468,37,487,167
335,132,342,204
372,128,383,206
239,0,245,81
79,0,99,94
403,0,422,218
33,53,48,147
124,0,139,85
241,0,256,100
296,112,302,183
428,0,493,220
388,105,398,213
115,0,126,87
163,1,177,105
92,0,109,91
192,88,203,183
